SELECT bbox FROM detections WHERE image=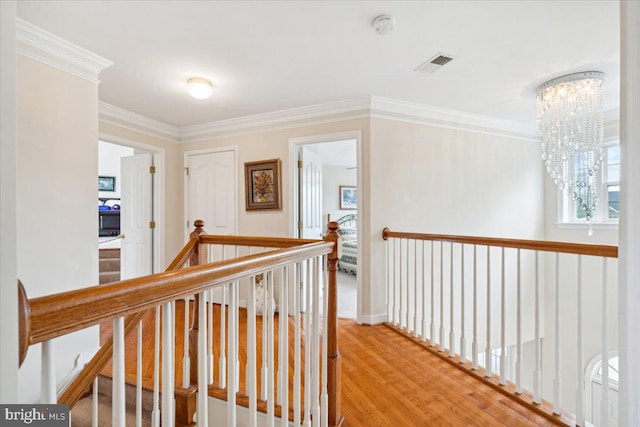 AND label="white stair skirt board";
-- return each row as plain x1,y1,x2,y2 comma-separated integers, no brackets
207,395,302,427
